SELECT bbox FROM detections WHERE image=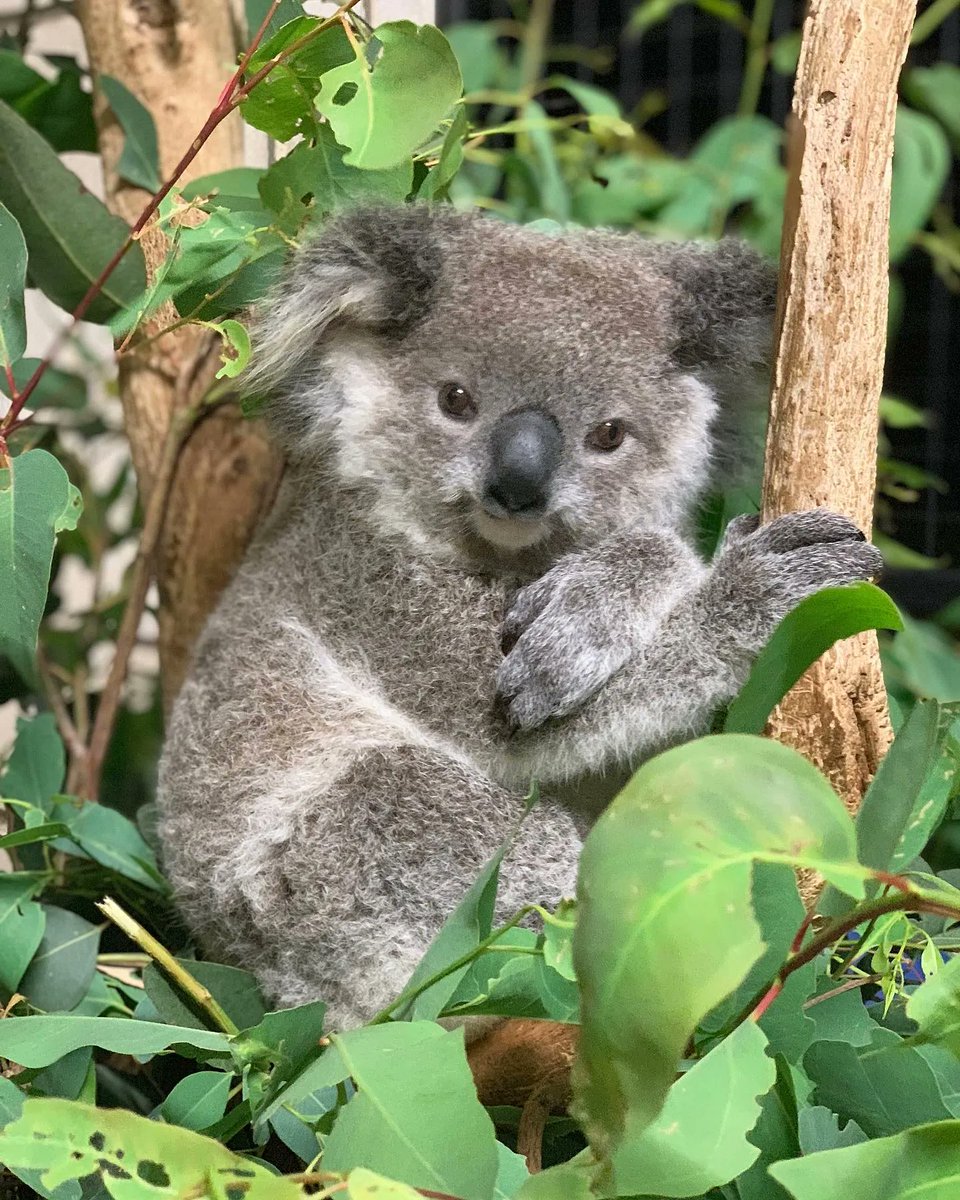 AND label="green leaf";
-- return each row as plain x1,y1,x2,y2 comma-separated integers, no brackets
141,959,267,1032
520,100,571,222
0,1077,81,1200
515,1157,595,1200
259,126,413,231
0,199,27,367
418,106,468,201
542,900,576,981
11,359,87,410
908,953,960,1058
0,1097,306,1200
397,801,525,1021
572,734,865,1172
320,1024,499,1200
611,1021,775,1196
241,19,353,142
797,1106,867,1153
99,77,161,193
627,0,684,35
244,0,303,39
0,100,146,321
0,1016,231,1068
347,1169,422,1199
1,713,64,808
725,584,903,734
0,51,45,102
13,63,97,155
210,319,252,379
890,105,951,262
0,450,82,685
494,1142,530,1200
856,699,949,880
316,22,462,170
771,1119,960,1198
0,873,46,992
903,65,960,152
46,796,165,891
0,822,71,849
160,1071,232,1131
18,905,100,1012
803,1030,956,1137
884,615,960,701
